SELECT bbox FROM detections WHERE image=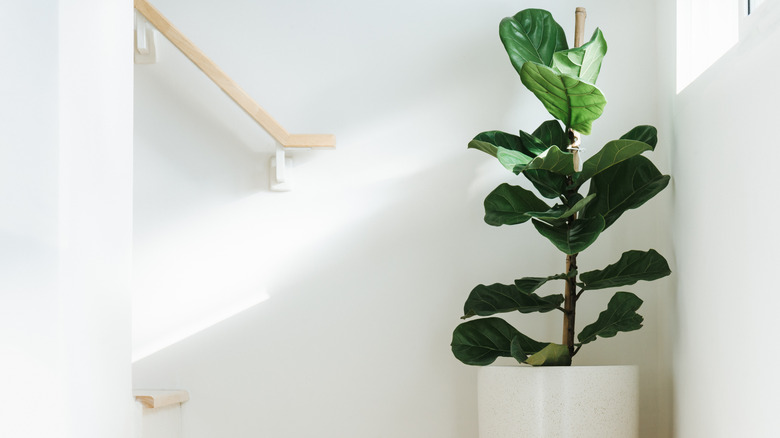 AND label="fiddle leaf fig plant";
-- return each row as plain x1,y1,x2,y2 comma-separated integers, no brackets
451,8,671,367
